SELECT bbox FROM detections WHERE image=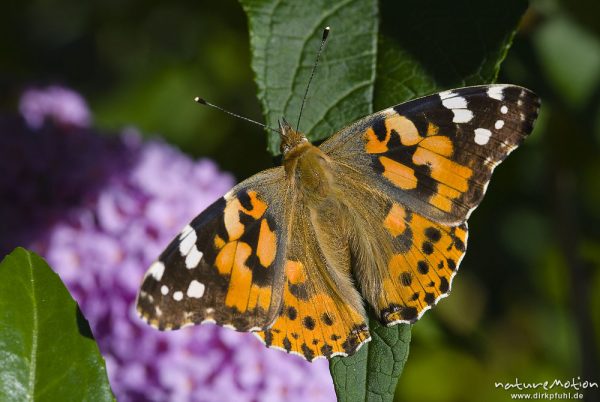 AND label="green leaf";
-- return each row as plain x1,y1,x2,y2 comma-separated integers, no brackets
0,248,114,402
375,0,529,109
533,15,600,108
240,1,528,401
330,318,411,402
240,0,379,154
